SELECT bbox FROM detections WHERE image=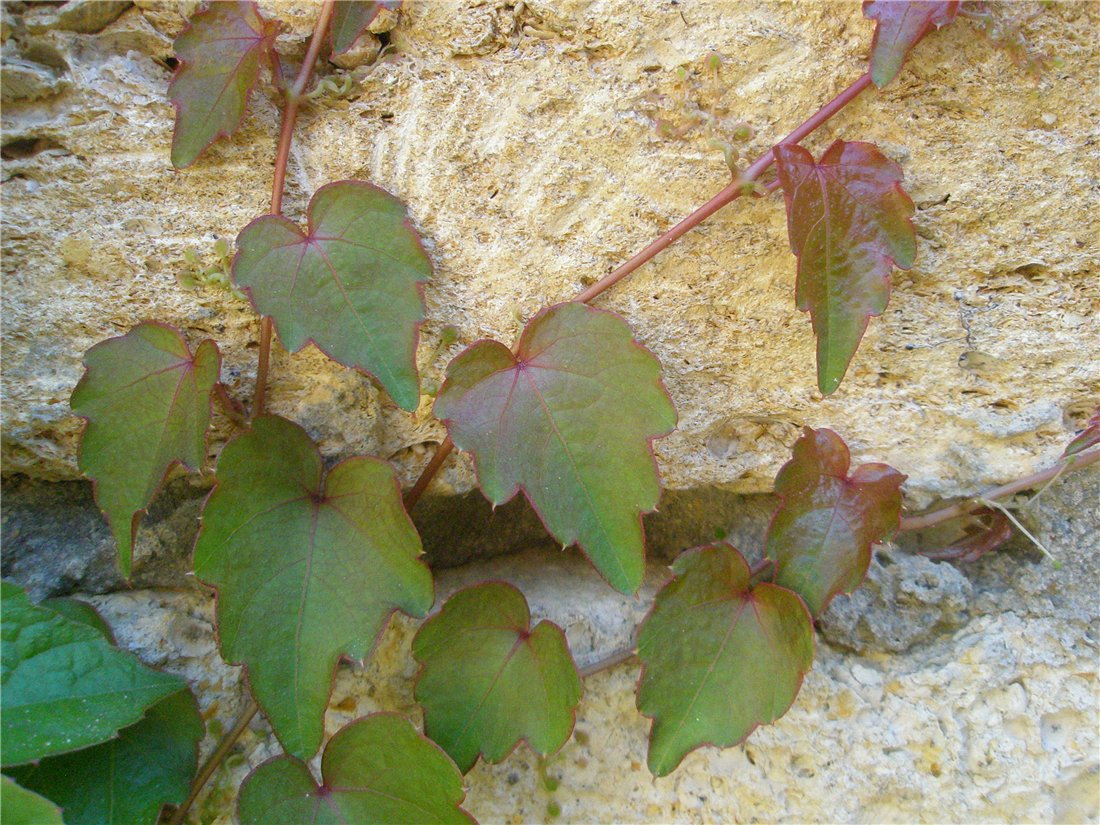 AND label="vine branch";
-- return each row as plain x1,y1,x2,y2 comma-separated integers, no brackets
252,0,336,418
406,70,875,504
